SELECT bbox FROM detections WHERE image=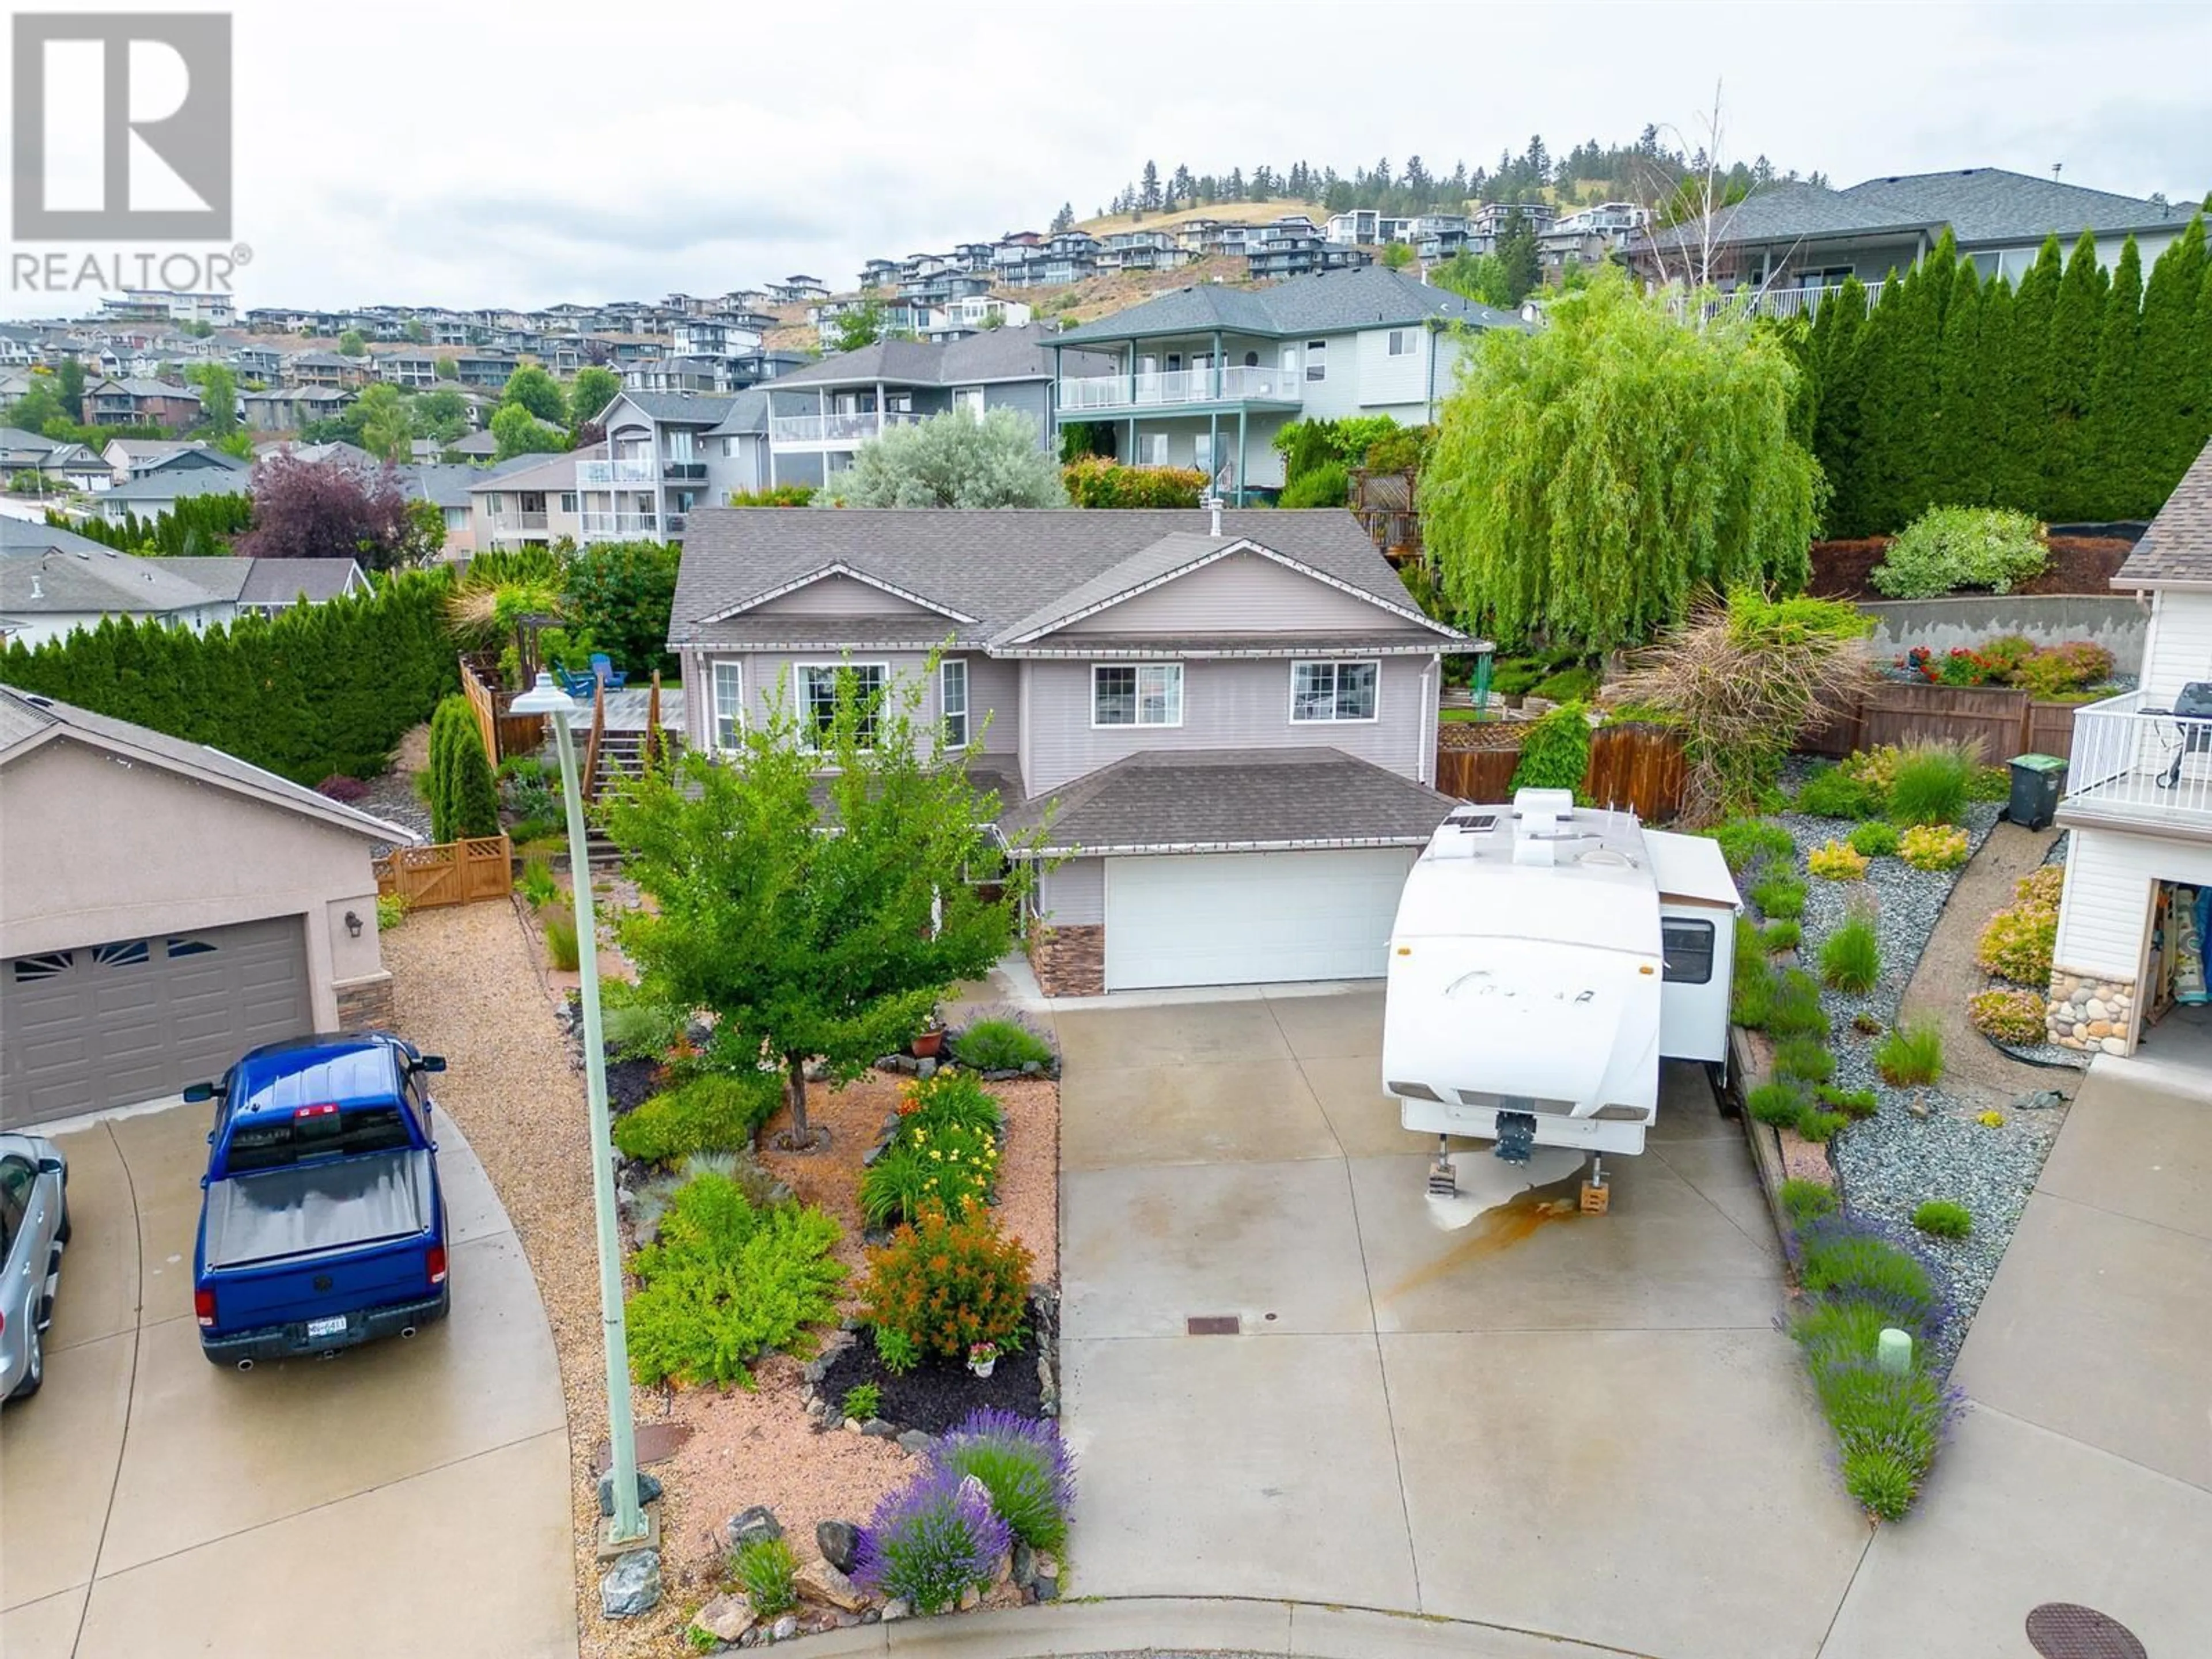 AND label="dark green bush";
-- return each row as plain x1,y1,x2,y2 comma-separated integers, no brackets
1794,1106,1849,1142
1531,665,1600,702
1847,819,1900,858
1886,741,1976,827
612,1071,783,1162
1749,874,1807,921
950,1018,1054,1071
1795,765,1885,820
